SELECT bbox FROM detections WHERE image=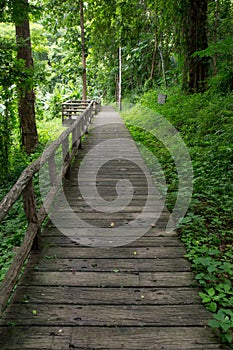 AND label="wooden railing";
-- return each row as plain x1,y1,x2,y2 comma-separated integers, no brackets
62,99,101,126
0,99,100,317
